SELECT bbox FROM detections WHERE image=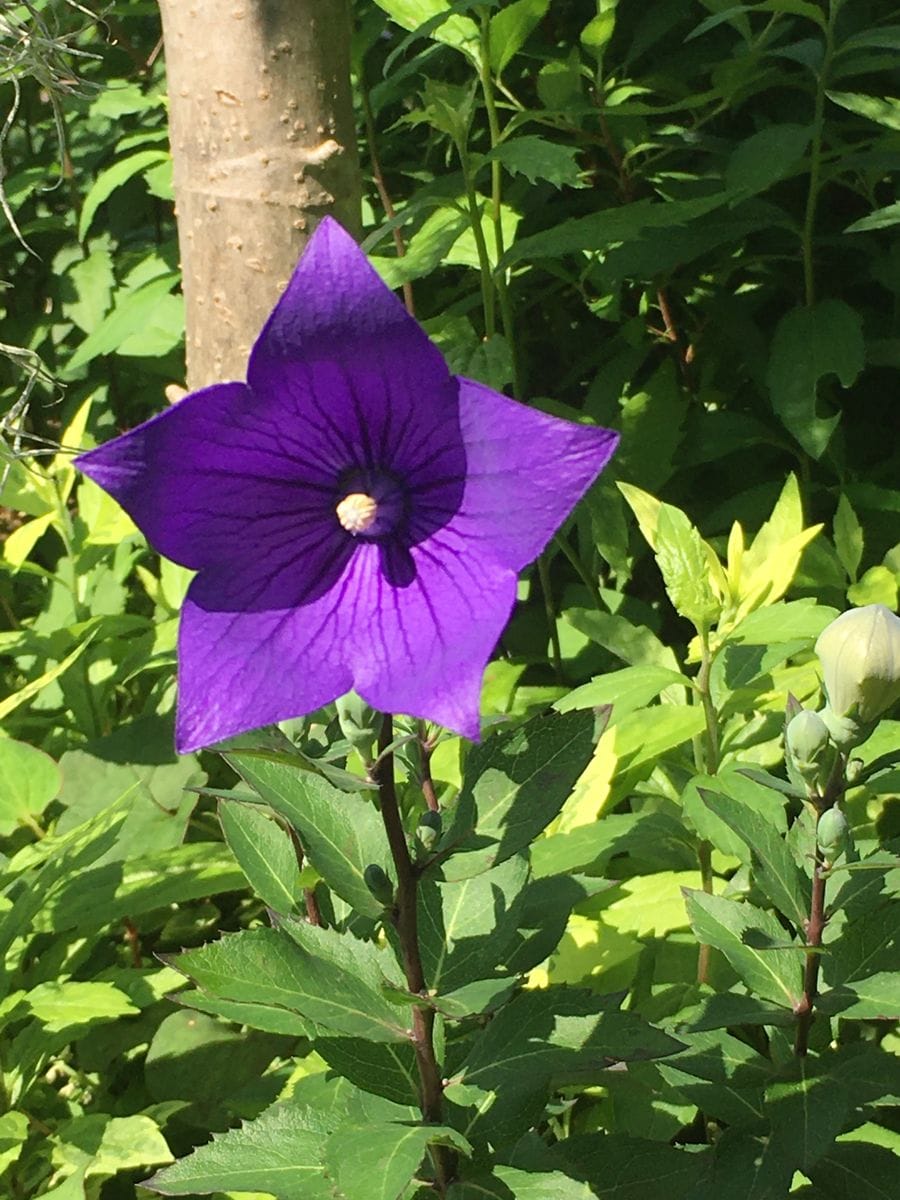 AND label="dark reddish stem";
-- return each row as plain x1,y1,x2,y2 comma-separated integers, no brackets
794,863,826,1056
361,84,415,317
377,716,452,1191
